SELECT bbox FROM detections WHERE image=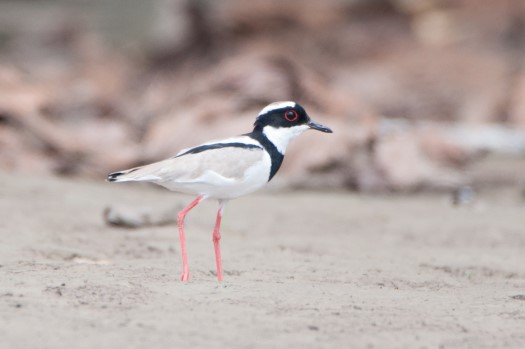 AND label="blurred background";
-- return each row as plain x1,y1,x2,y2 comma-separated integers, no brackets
1,0,524,194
